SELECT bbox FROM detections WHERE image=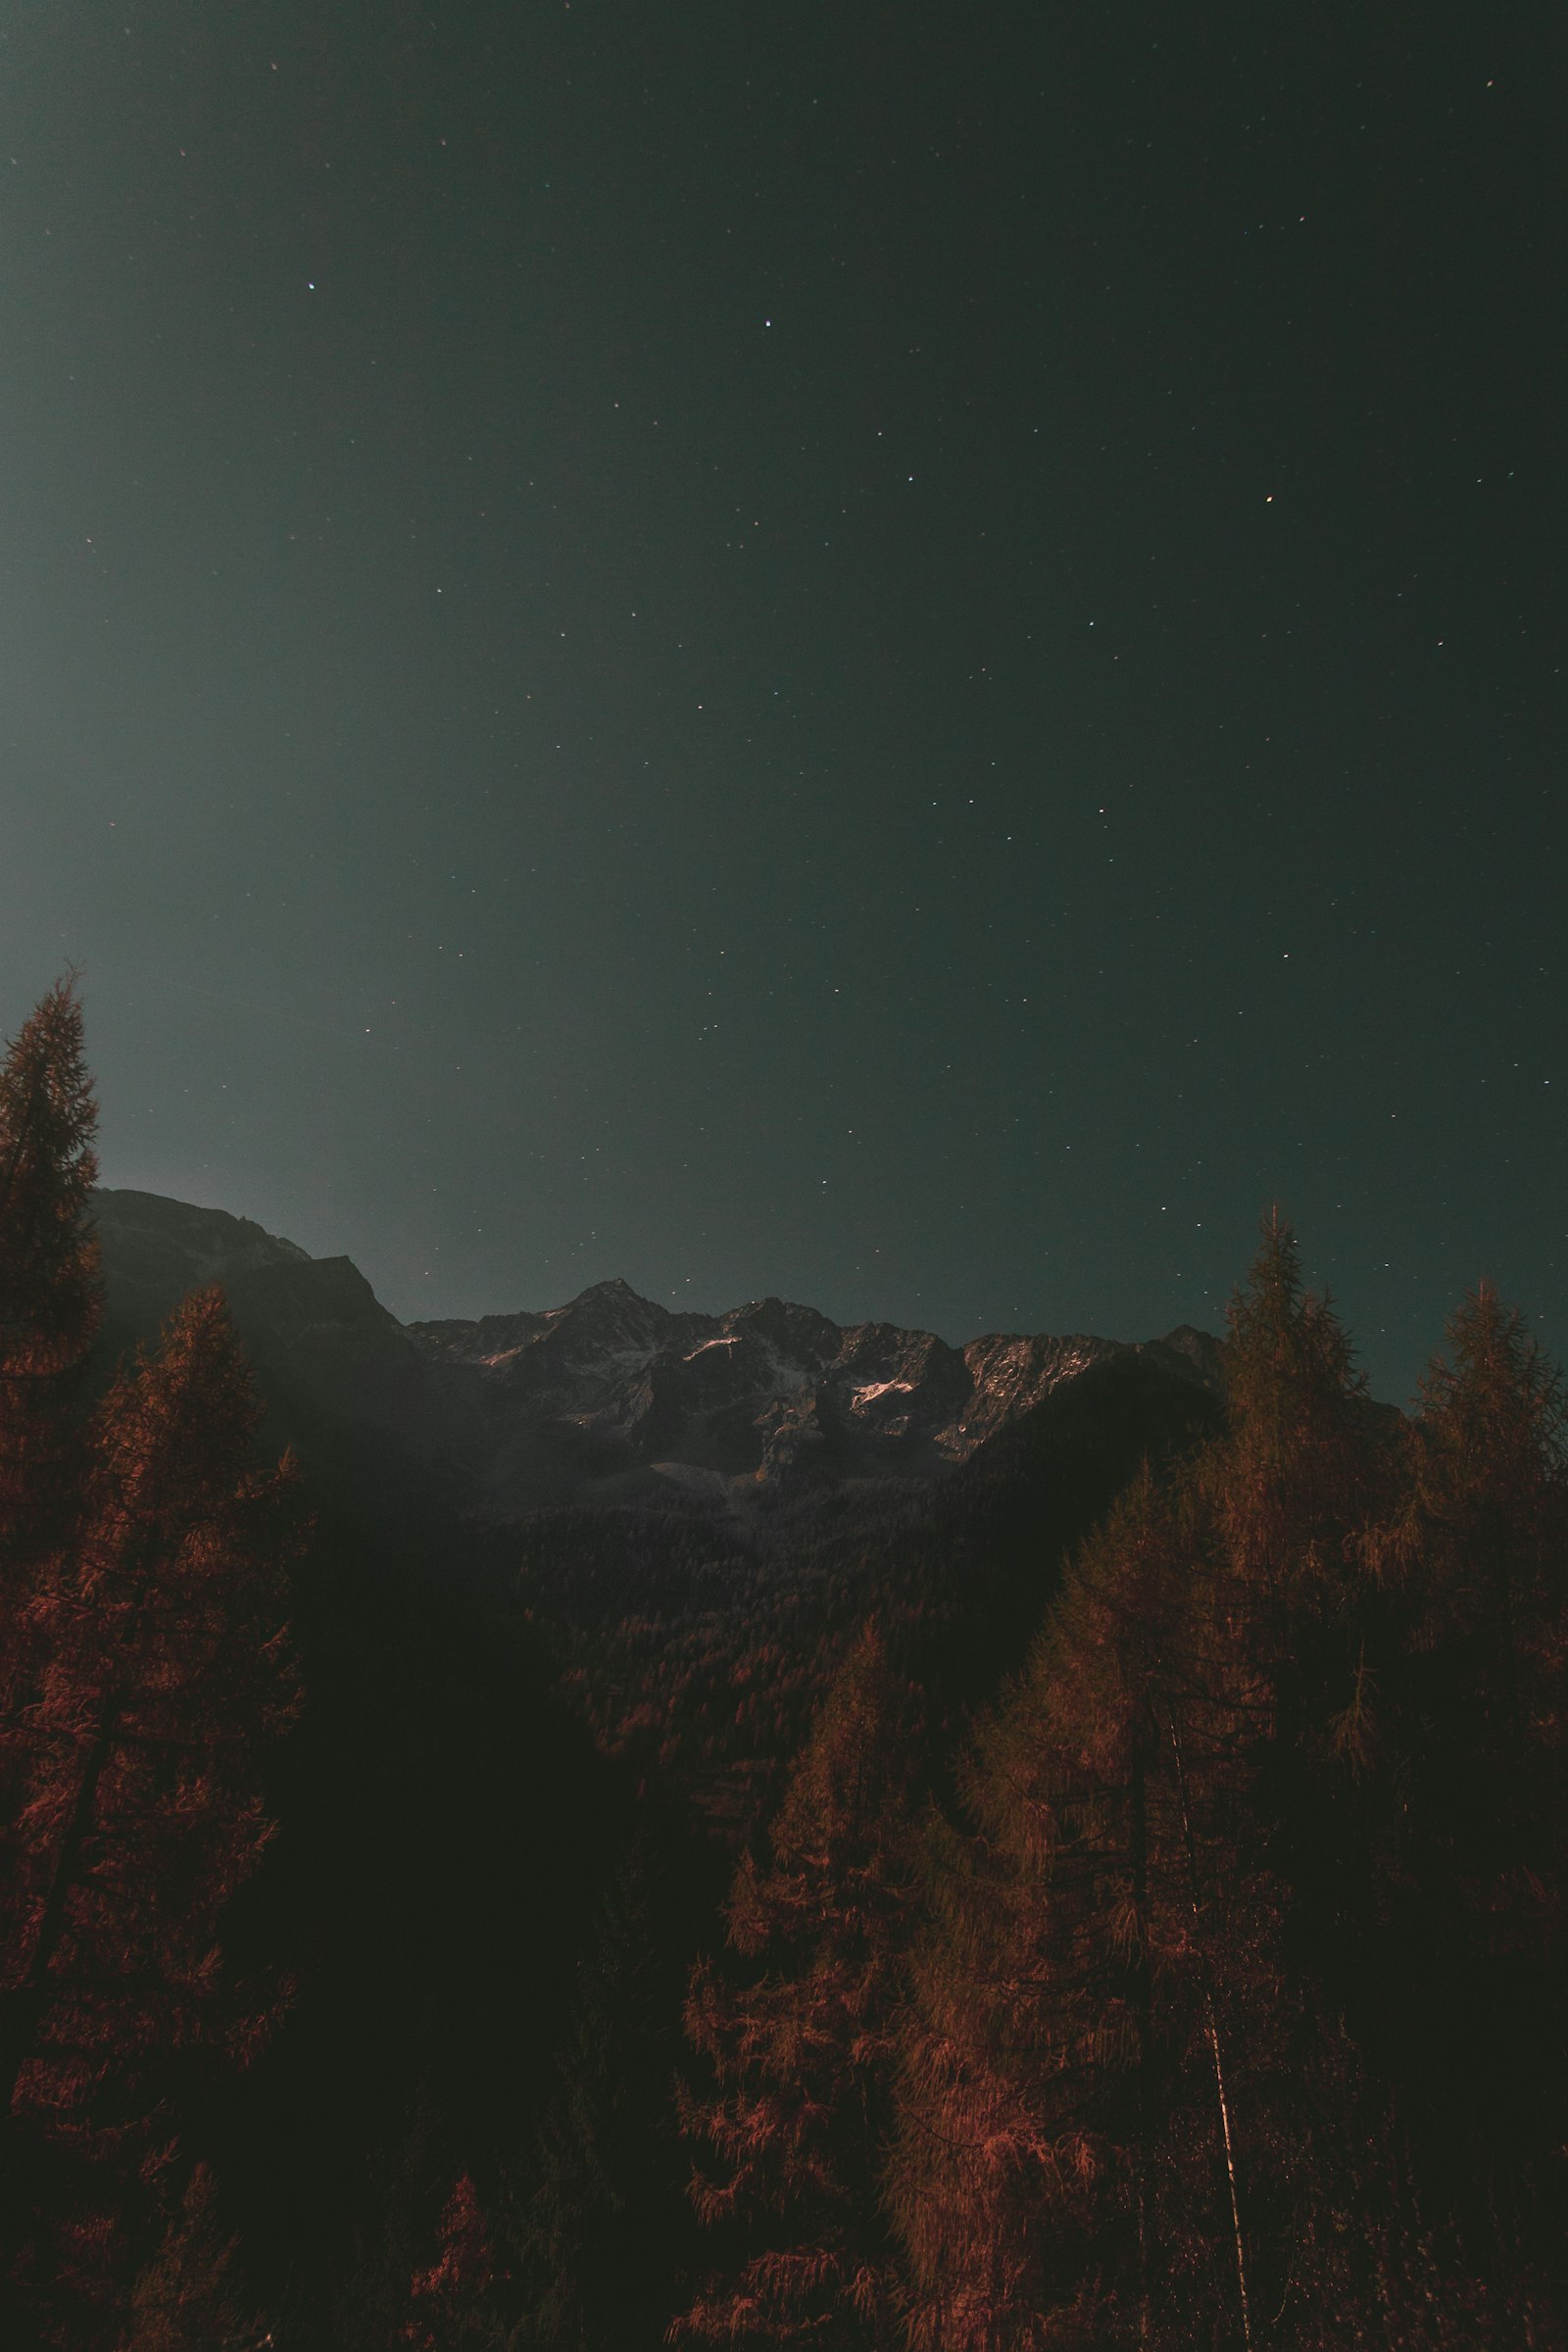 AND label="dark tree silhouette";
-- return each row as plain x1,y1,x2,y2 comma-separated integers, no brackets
1363,1286,1568,2234
673,1625,920,2348
886,1220,1411,2349
0,976,102,1643
501,1828,694,2350
402,2173,501,2352
122,2161,268,2352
